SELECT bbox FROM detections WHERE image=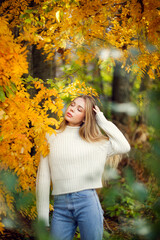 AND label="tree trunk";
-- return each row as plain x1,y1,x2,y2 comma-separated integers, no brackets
112,61,130,124
25,45,56,98
32,45,56,81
